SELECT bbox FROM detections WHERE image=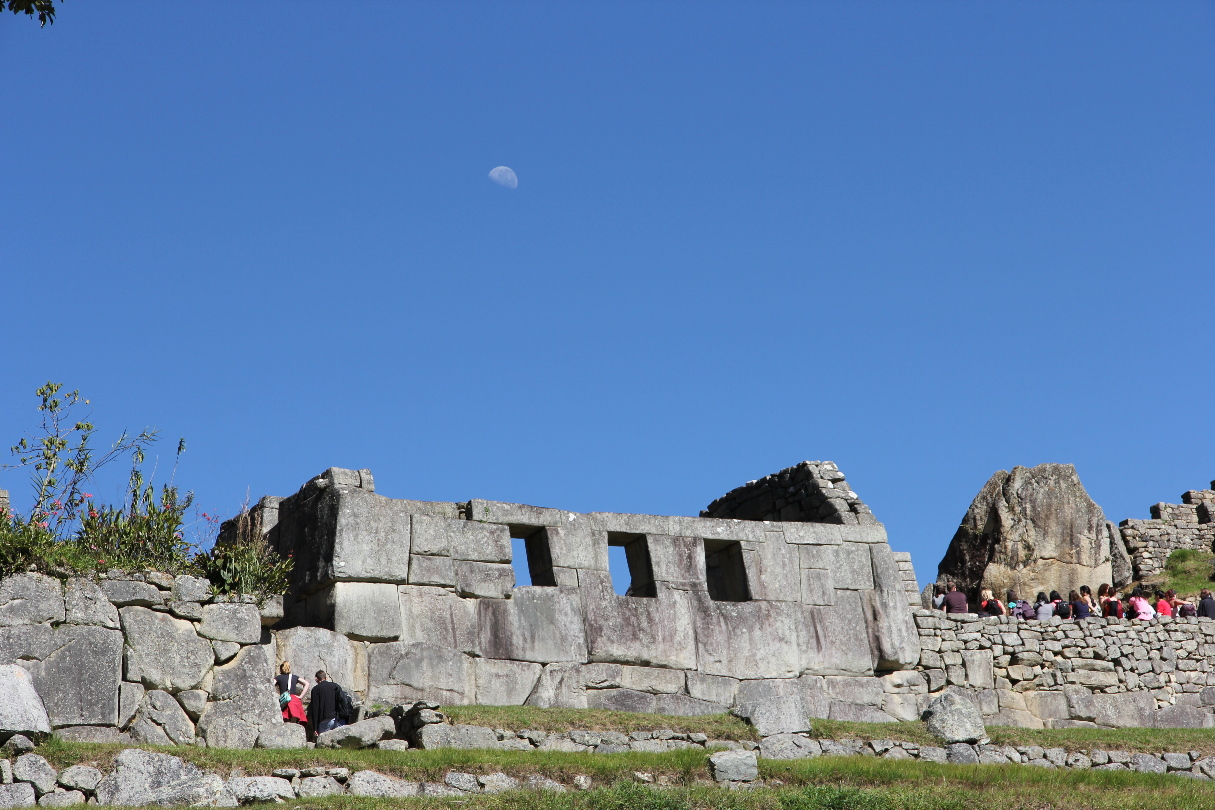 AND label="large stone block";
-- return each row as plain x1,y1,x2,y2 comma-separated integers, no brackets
310,582,402,642
733,695,811,736
692,594,802,680
474,658,542,705
646,535,707,590
0,665,51,740
799,569,835,605
742,534,801,602
119,607,213,692
0,575,64,627
478,587,588,664
824,676,884,707
408,555,455,587
398,586,478,655
316,715,395,749
864,544,921,671
1092,692,1156,728
653,694,726,716
454,562,514,599
585,688,656,713
411,515,511,562
129,690,195,746
800,591,876,676
830,544,875,590
525,662,587,709
366,642,474,705
961,650,995,690
100,580,163,608
275,625,363,694
94,749,225,807
536,523,609,572
924,690,987,744
196,603,262,645
277,486,413,593
62,579,118,629
579,573,694,670
686,673,738,706
1023,691,1069,721
197,643,280,749
22,626,121,729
